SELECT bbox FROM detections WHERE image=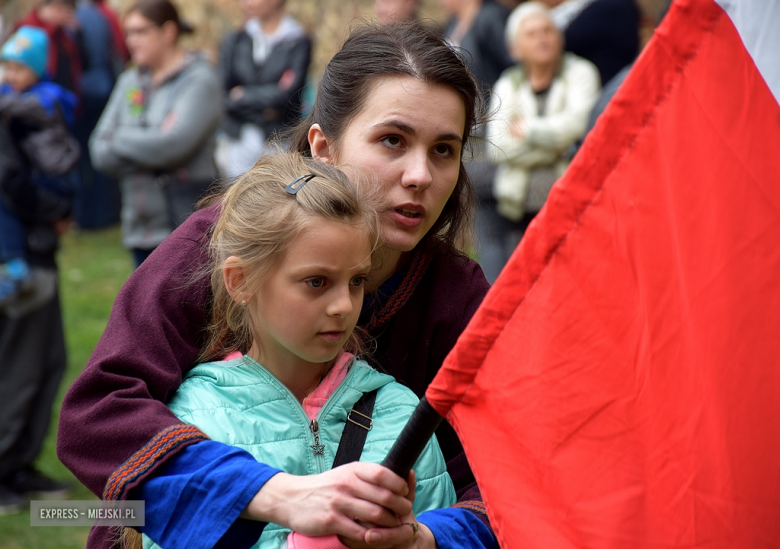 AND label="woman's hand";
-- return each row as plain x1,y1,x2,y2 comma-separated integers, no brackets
510,117,527,140
53,216,73,236
229,86,246,101
242,462,413,541
343,471,438,549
